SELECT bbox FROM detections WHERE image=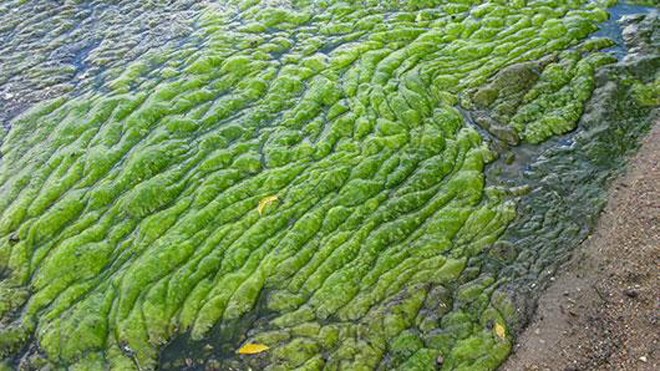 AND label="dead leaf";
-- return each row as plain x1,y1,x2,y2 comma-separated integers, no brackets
237,343,269,355
495,323,506,339
258,195,278,215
